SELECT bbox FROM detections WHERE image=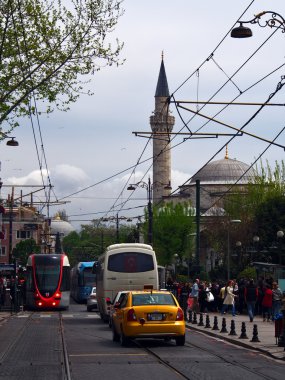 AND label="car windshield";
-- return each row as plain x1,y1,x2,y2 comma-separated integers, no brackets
132,293,176,306
91,288,96,294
